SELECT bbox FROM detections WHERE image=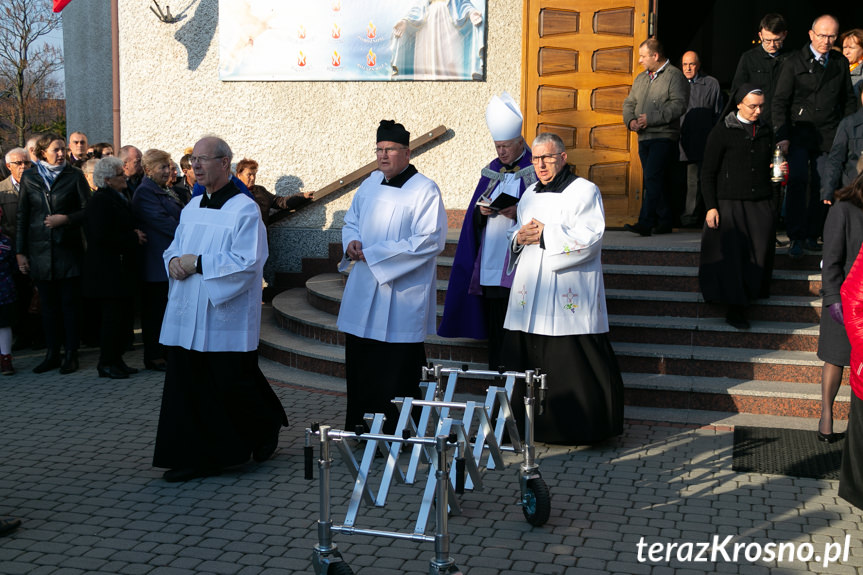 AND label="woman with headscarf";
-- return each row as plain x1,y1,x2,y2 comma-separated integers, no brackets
131,149,184,371
84,157,147,378
698,84,783,330
16,133,90,374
